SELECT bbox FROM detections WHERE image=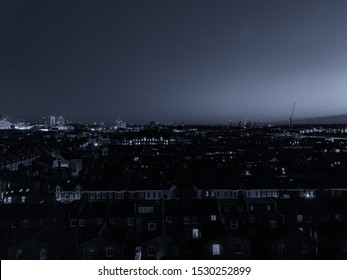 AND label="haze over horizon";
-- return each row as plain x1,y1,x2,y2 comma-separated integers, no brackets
2,0,347,123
